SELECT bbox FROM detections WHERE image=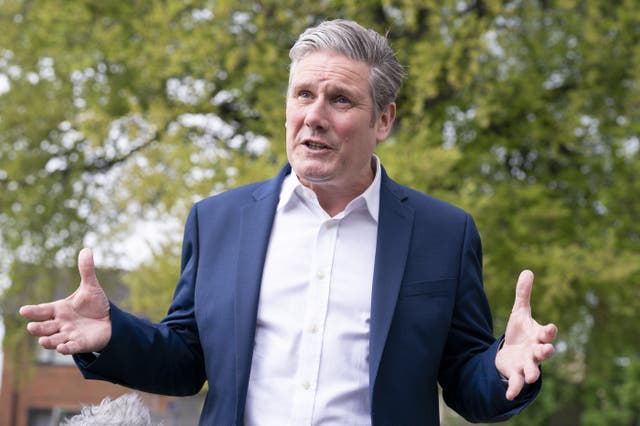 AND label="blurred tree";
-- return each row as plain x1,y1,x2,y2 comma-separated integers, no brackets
1,0,638,423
